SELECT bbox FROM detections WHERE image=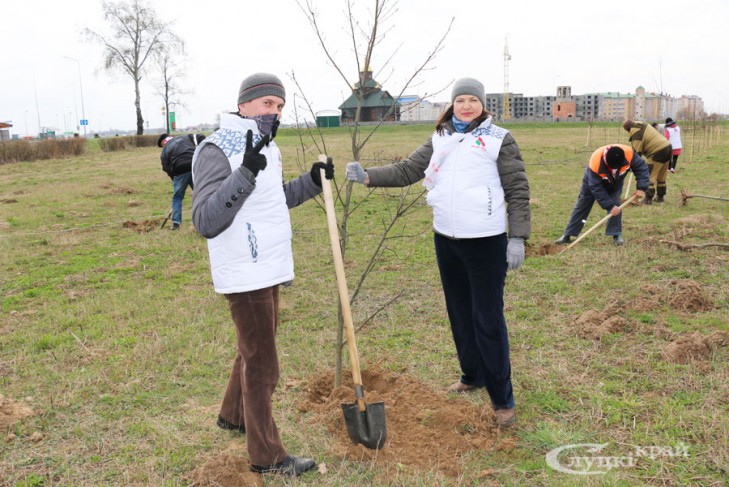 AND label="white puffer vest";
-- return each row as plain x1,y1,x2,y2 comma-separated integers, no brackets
194,114,293,294
665,125,682,150
424,117,508,238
